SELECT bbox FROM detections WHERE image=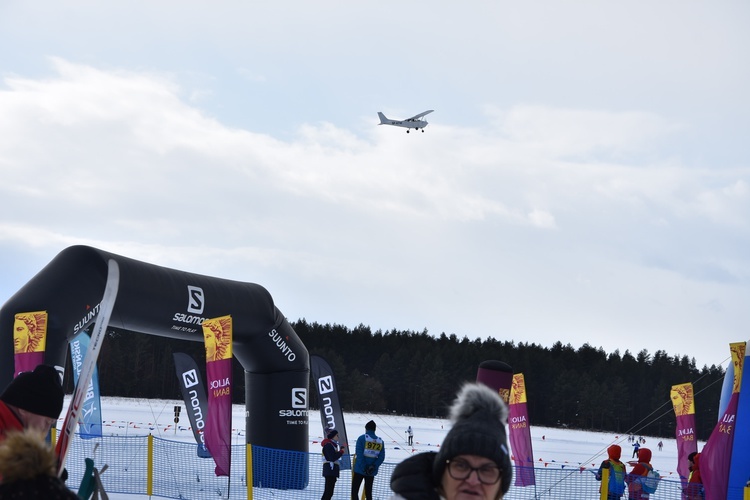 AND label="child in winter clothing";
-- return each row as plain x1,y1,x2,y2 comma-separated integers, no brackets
626,447,654,499
596,444,626,499
321,429,346,500
684,452,704,500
